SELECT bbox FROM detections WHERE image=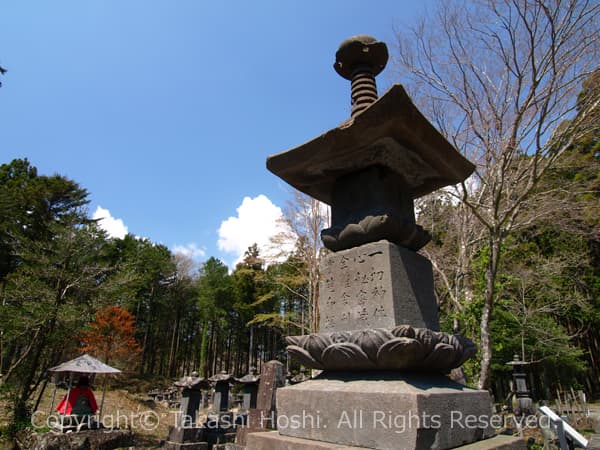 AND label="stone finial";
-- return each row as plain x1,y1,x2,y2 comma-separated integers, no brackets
334,35,389,117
